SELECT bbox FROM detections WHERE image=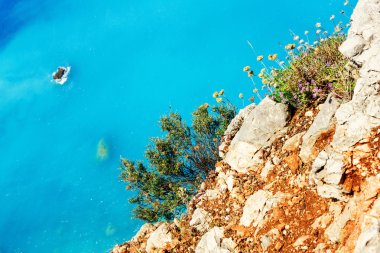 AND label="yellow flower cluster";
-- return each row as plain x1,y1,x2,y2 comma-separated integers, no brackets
243,66,250,72
268,54,278,61
212,89,225,103
257,55,264,61
285,43,296,50
239,93,244,99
